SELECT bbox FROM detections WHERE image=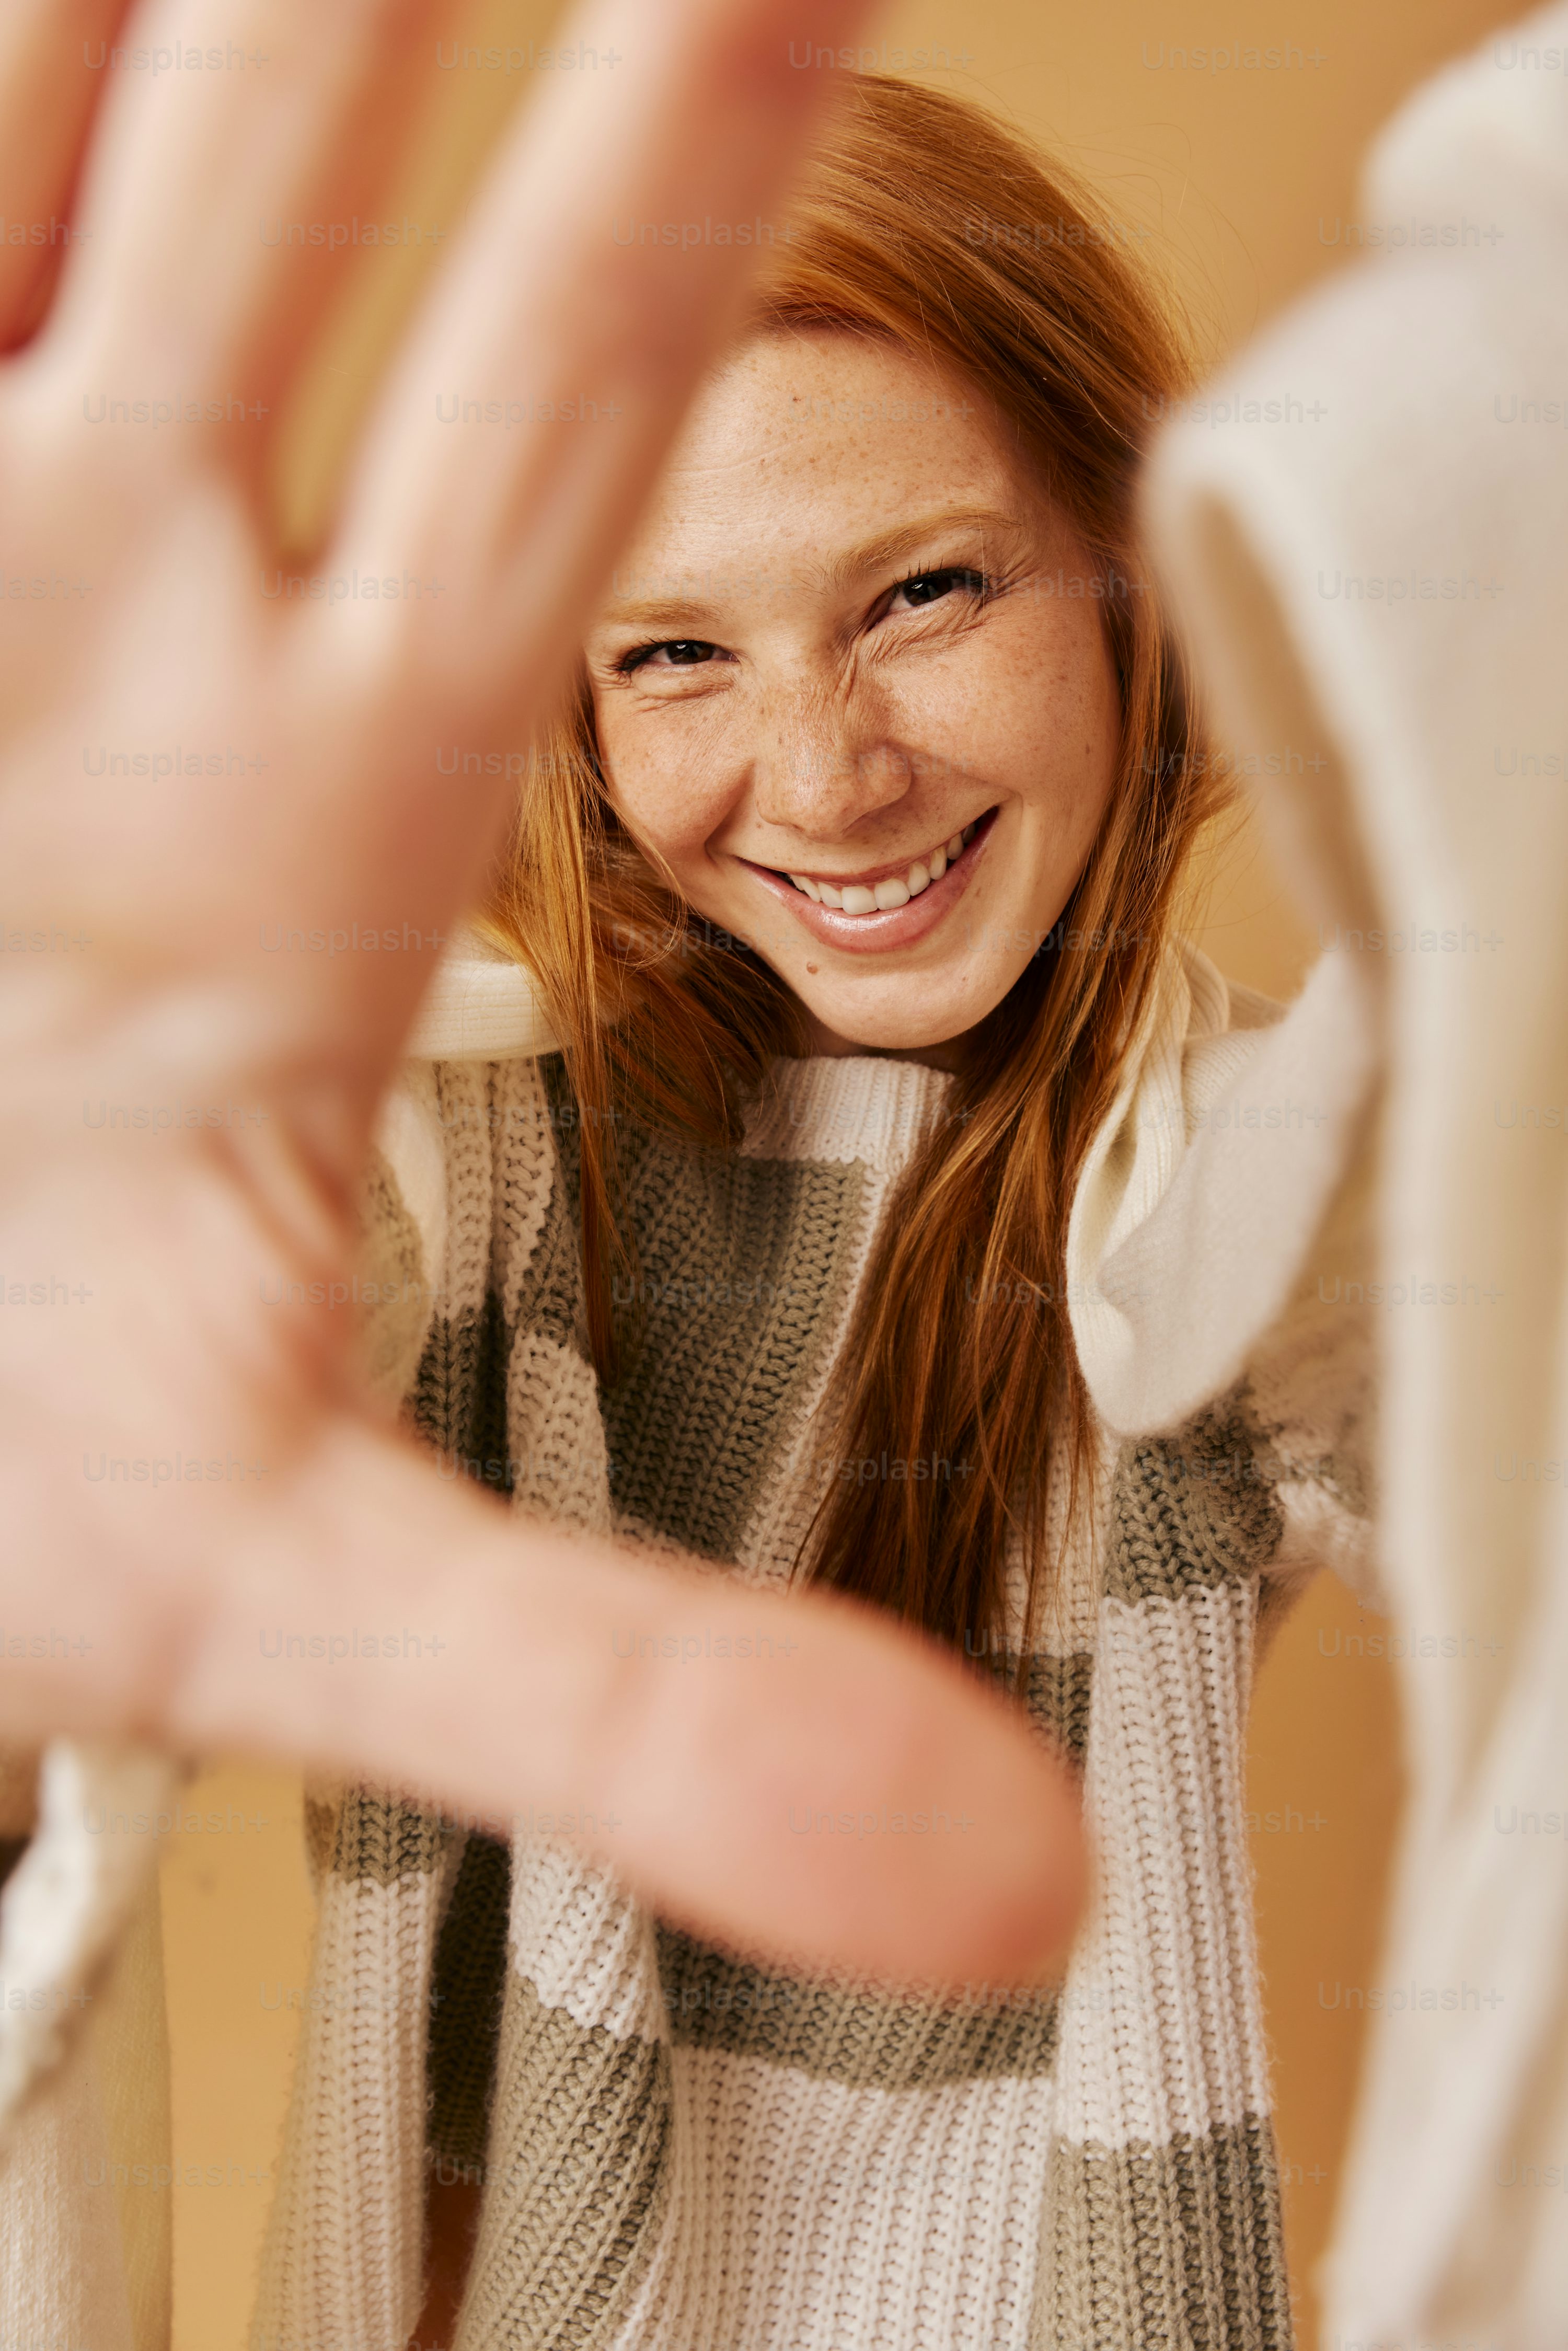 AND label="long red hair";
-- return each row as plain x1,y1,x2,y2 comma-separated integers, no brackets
480,75,1226,1669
